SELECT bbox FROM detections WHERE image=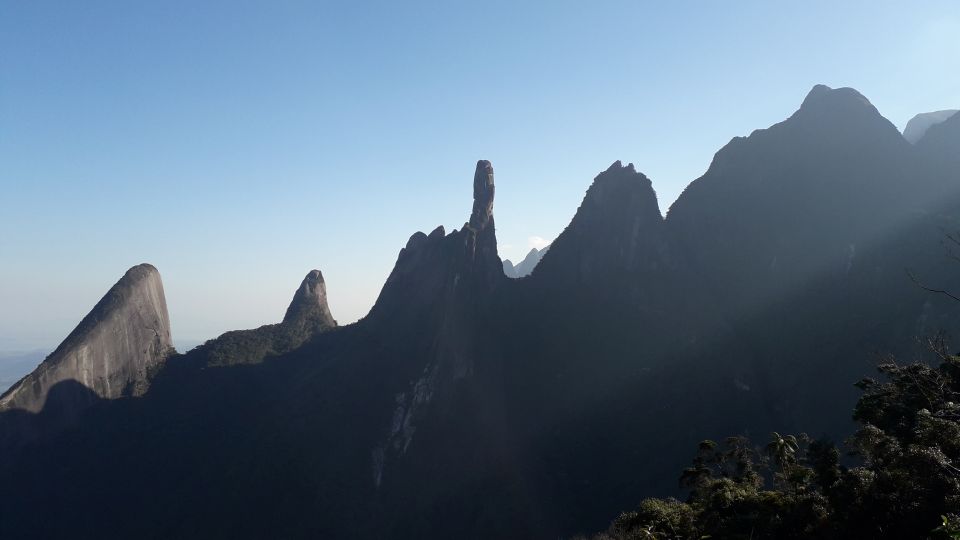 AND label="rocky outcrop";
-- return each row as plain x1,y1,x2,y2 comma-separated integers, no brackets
0,264,172,413
365,160,504,492
201,269,337,366
470,160,495,231
369,160,502,321
904,109,958,144
283,269,337,330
